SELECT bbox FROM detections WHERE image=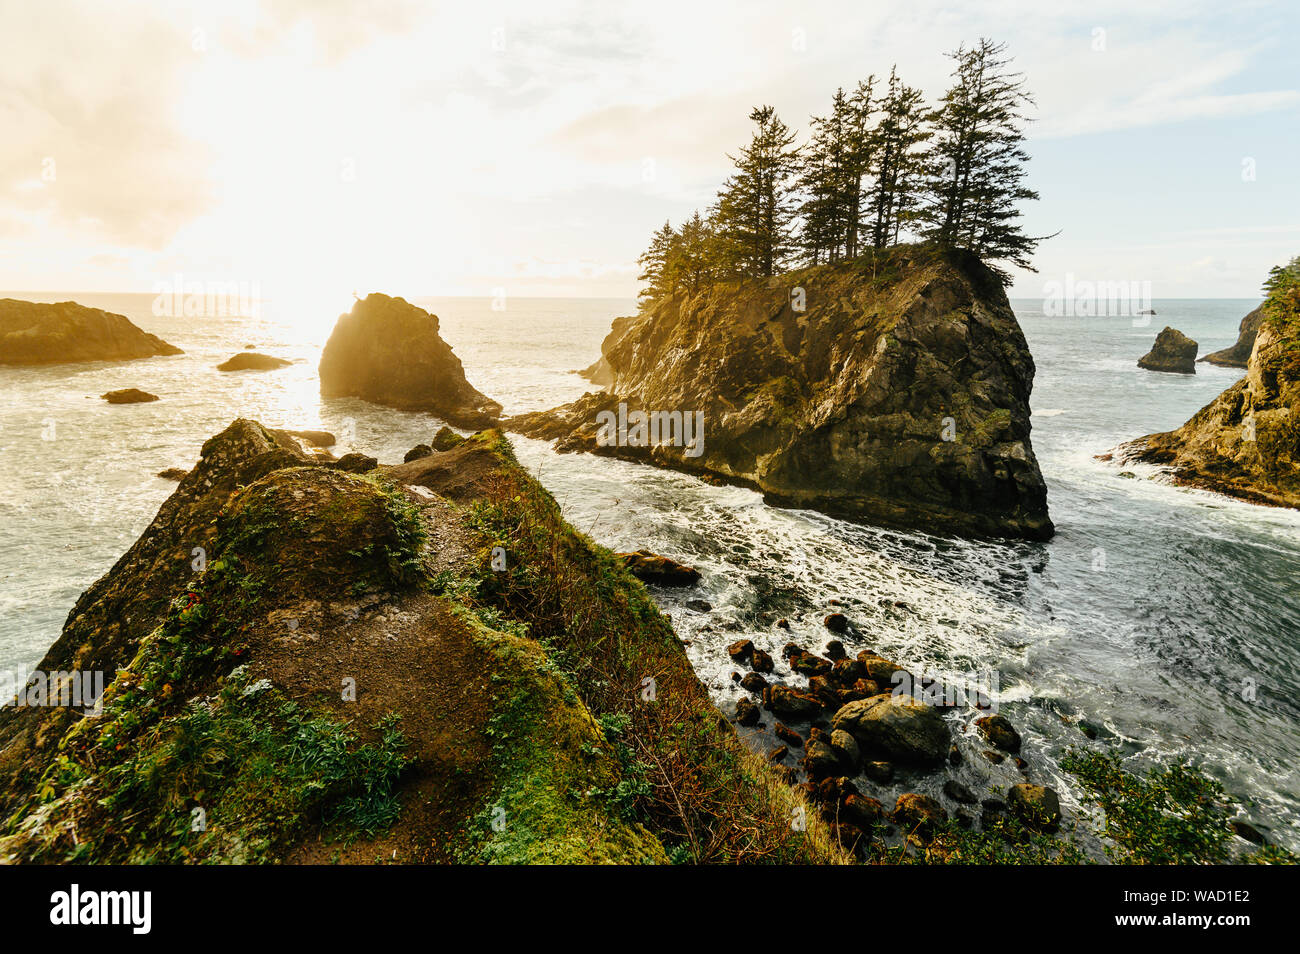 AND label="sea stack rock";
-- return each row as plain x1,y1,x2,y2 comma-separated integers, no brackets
1117,322,1299,508
0,298,182,365
508,246,1052,540
319,293,501,429
1138,327,1198,373
1201,305,1263,369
